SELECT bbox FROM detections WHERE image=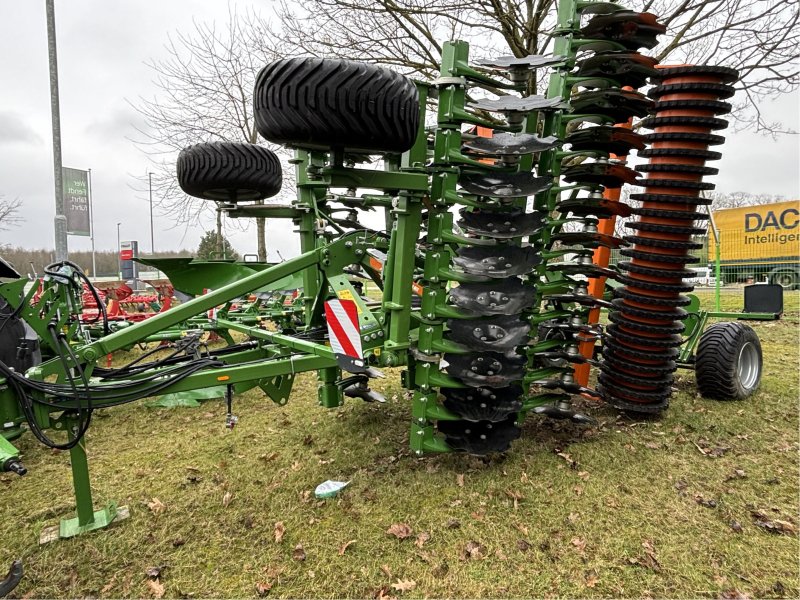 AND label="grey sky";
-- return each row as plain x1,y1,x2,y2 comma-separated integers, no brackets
0,0,798,258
